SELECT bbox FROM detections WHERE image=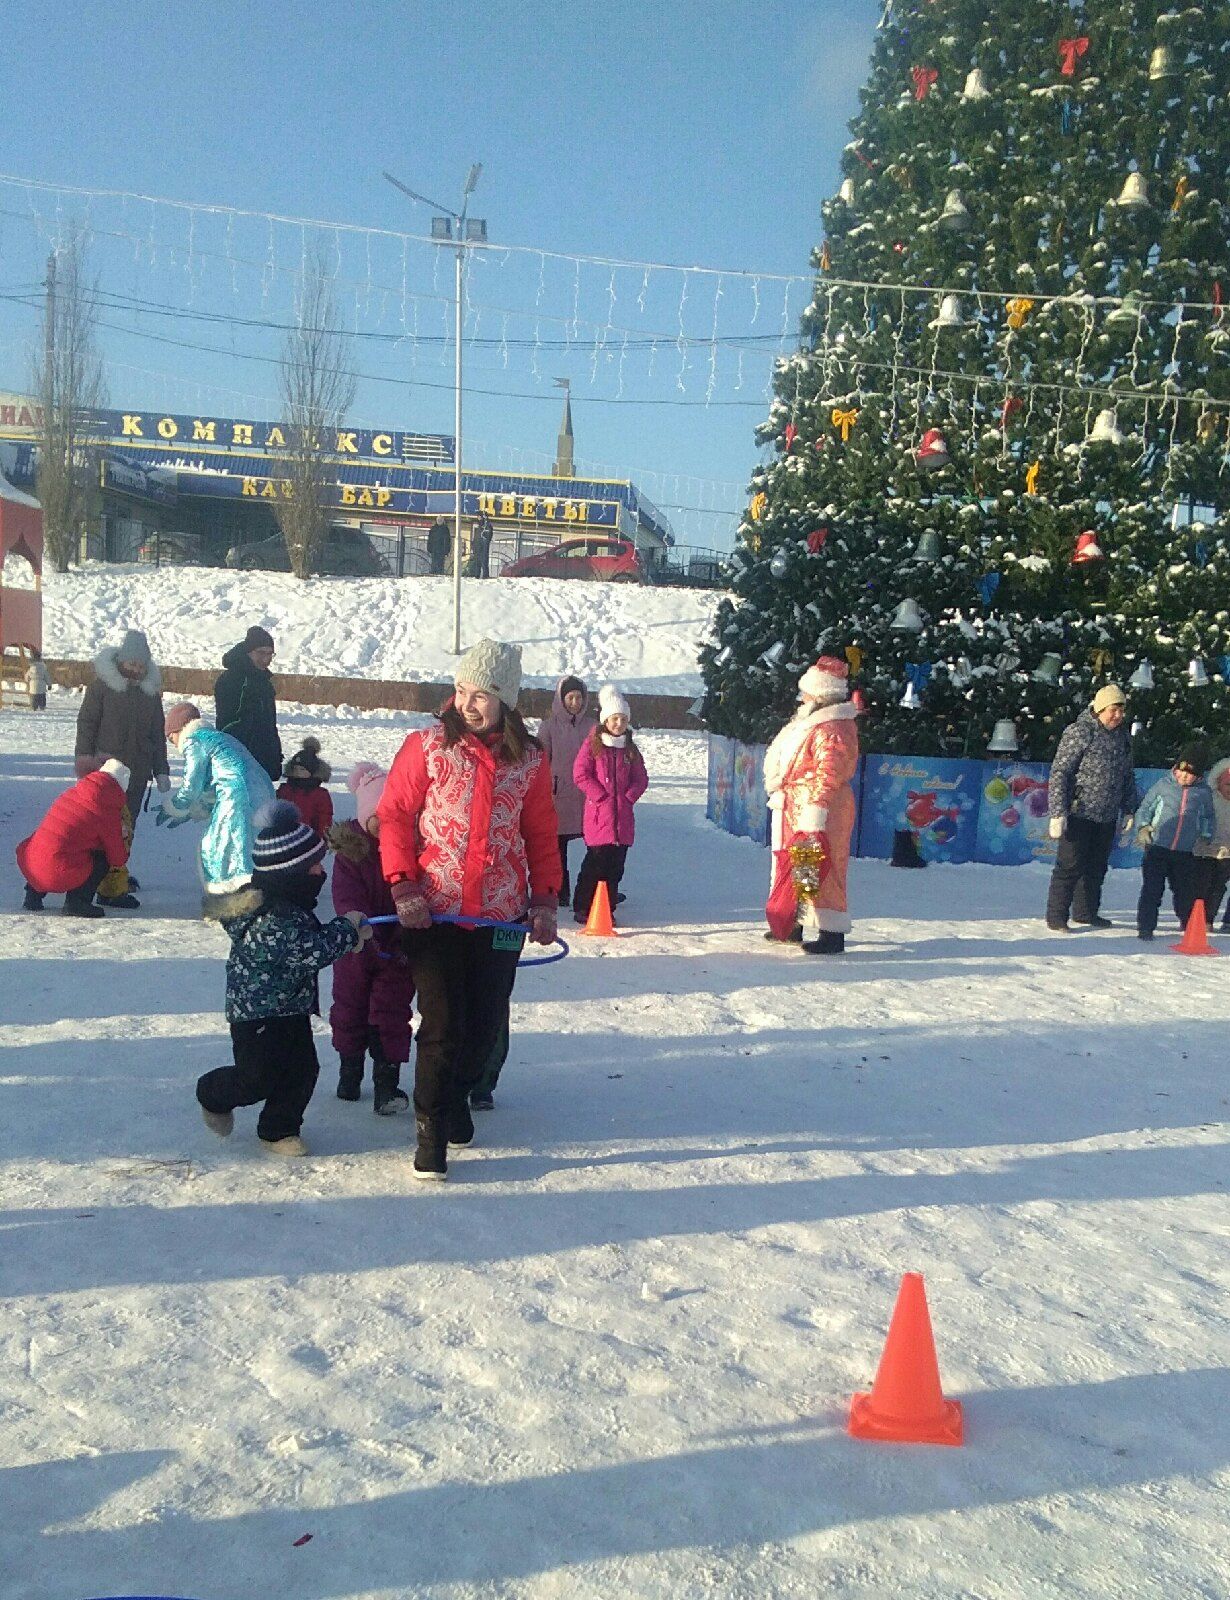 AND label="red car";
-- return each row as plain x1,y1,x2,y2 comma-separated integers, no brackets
502,535,647,582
